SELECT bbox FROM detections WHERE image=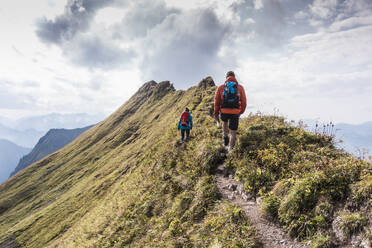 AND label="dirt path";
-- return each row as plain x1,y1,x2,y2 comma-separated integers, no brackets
215,163,309,248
